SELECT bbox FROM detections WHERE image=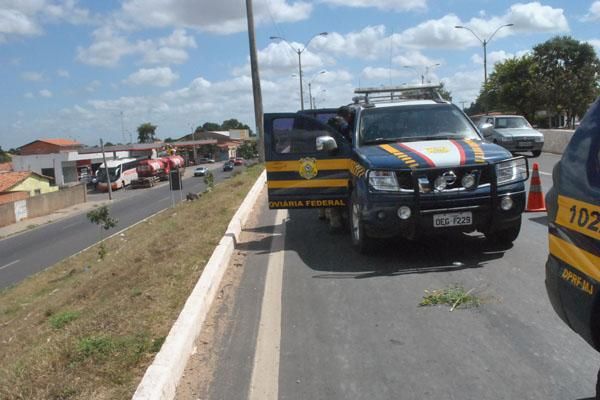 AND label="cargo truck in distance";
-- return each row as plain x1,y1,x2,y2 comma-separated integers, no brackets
131,155,185,189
